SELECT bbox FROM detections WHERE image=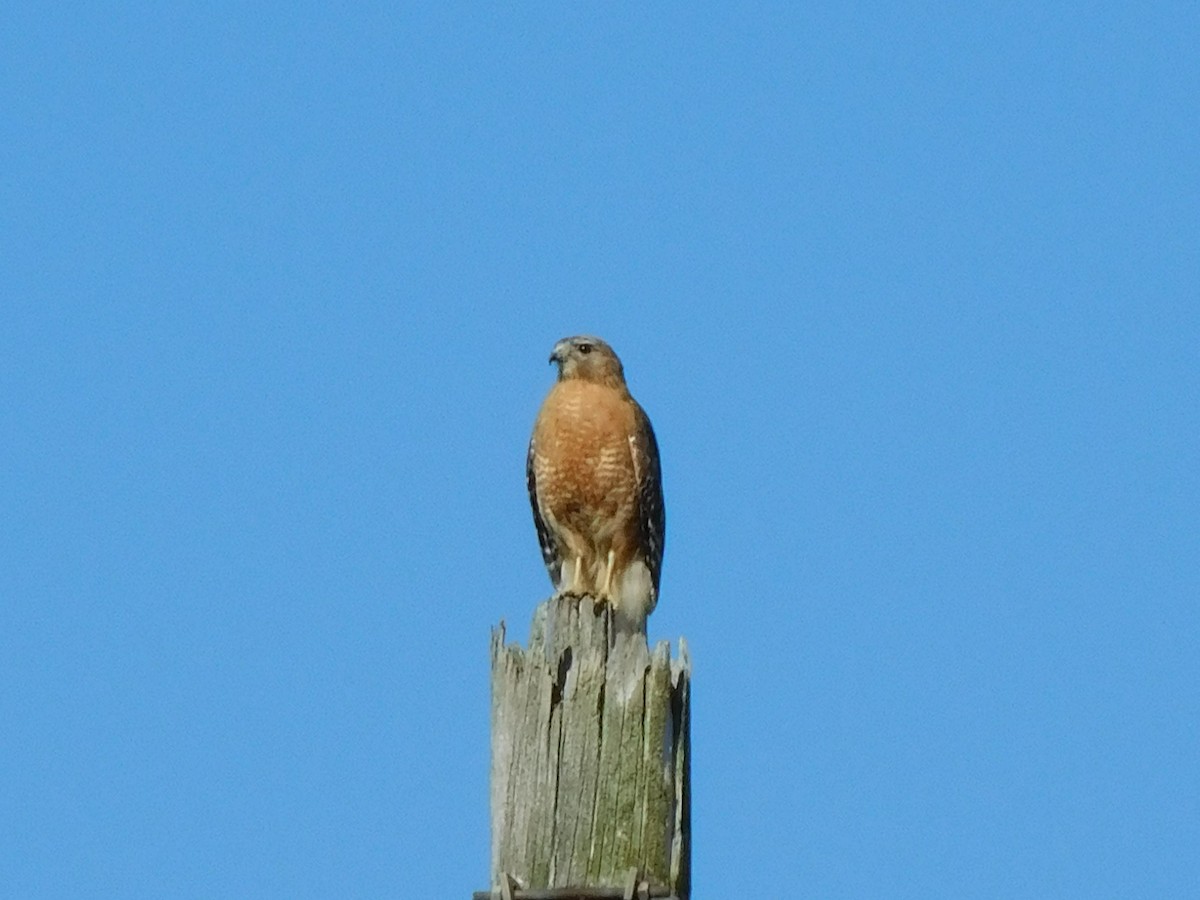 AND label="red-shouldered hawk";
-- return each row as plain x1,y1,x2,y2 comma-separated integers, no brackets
527,336,665,634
